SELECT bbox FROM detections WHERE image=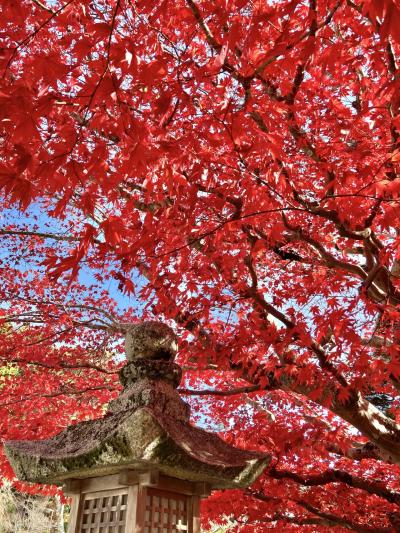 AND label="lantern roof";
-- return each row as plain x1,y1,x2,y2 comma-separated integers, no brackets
4,321,270,489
